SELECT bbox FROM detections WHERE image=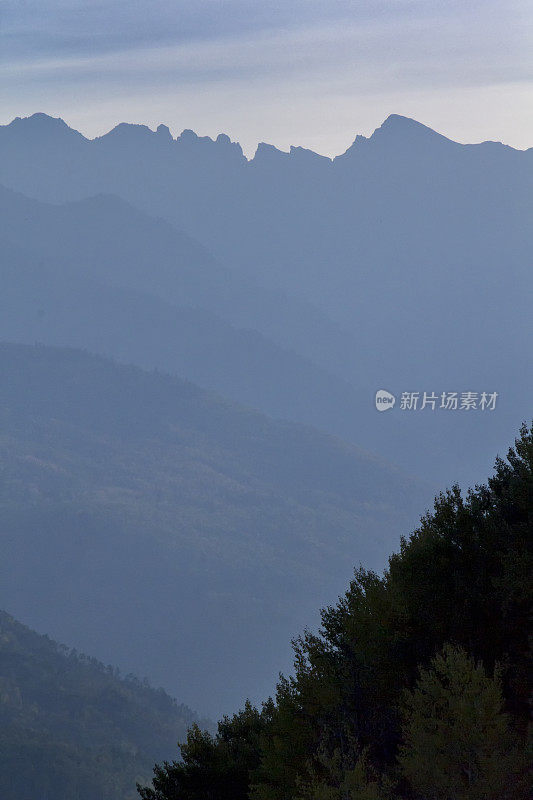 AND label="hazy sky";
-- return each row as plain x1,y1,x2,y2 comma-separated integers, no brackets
1,0,532,156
